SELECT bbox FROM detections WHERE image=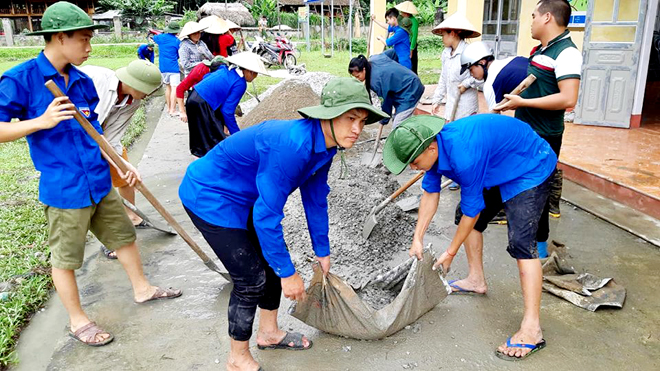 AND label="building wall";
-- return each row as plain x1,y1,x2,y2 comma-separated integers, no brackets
446,0,483,41
447,0,584,57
